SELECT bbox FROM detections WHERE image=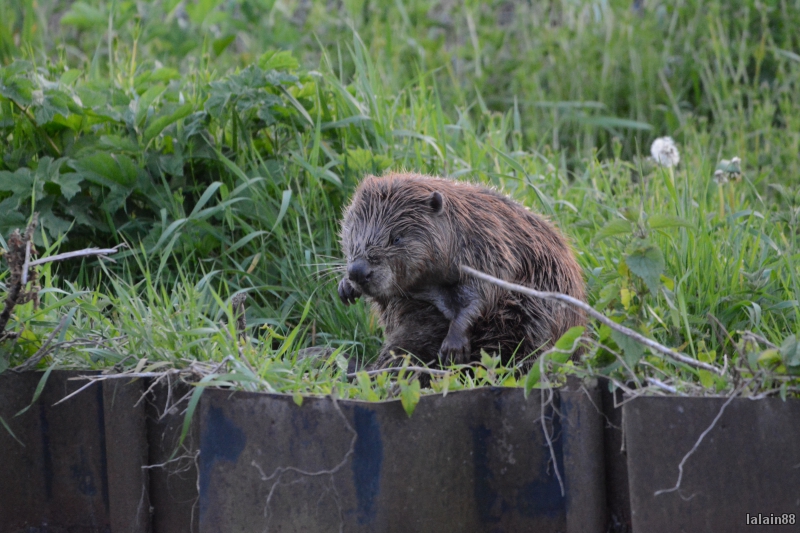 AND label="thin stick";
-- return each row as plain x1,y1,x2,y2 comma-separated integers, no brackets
21,240,32,285
646,377,680,395
460,265,722,375
51,379,100,406
27,245,126,267
68,370,186,381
